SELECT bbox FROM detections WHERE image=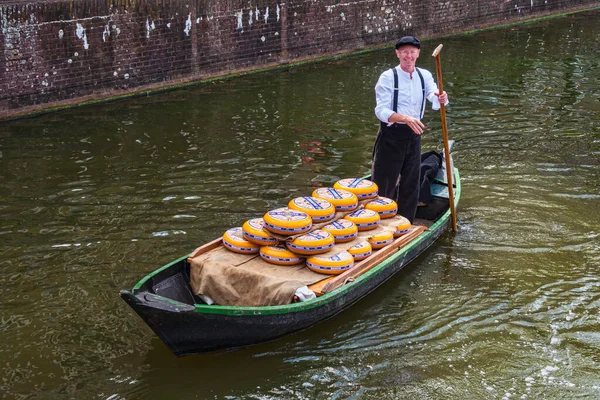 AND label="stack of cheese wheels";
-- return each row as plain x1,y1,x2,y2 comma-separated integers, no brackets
260,245,304,265
368,230,394,249
288,196,335,223
365,197,398,219
286,230,335,255
333,178,378,200
306,251,354,275
222,227,260,254
344,209,380,231
263,207,312,236
242,218,278,246
312,187,358,212
394,216,412,237
321,219,358,243
347,241,372,261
